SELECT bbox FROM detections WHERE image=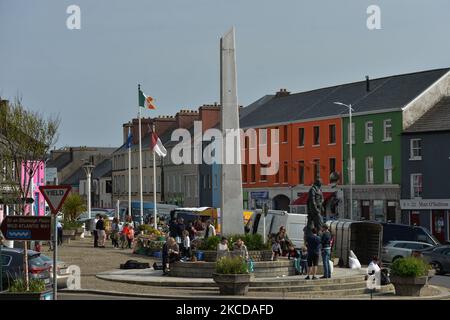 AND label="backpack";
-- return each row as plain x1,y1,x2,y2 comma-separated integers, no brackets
120,260,150,269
